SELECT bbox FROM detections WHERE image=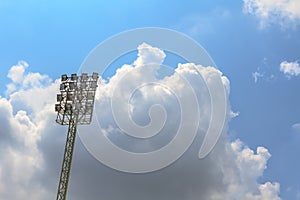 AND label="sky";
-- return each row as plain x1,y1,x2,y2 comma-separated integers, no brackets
0,0,300,199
